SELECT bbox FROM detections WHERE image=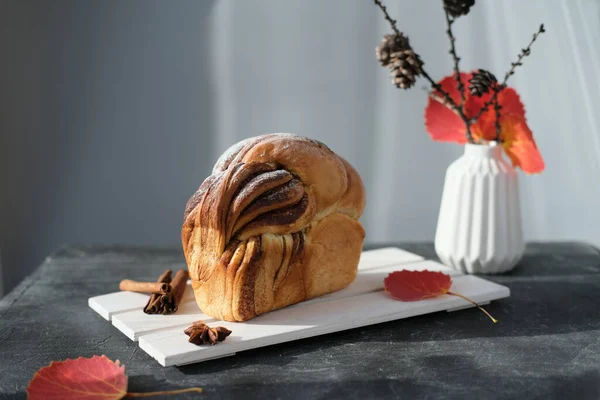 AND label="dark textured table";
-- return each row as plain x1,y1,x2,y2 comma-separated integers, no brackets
1,243,599,399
